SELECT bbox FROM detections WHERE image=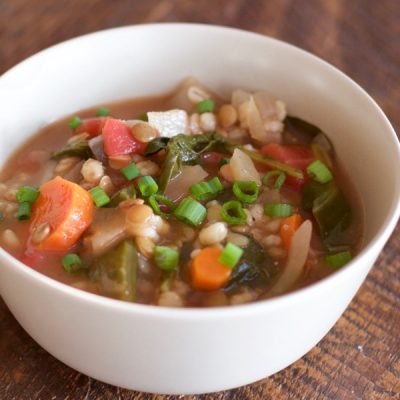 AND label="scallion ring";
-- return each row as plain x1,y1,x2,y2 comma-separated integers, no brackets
138,176,158,197
218,242,244,269
262,170,286,189
307,160,333,183
89,186,110,207
220,200,247,225
232,181,260,203
174,198,206,227
121,163,140,181
325,251,352,270
264,203,292,218
190,177,223,202
148,194,176,216
154,246,179,271
62,253,85,273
